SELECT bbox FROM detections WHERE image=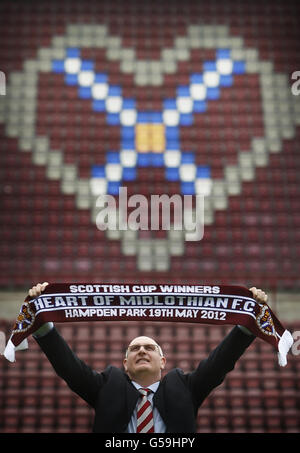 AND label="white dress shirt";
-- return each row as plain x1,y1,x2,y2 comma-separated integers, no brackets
127,380,166,433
